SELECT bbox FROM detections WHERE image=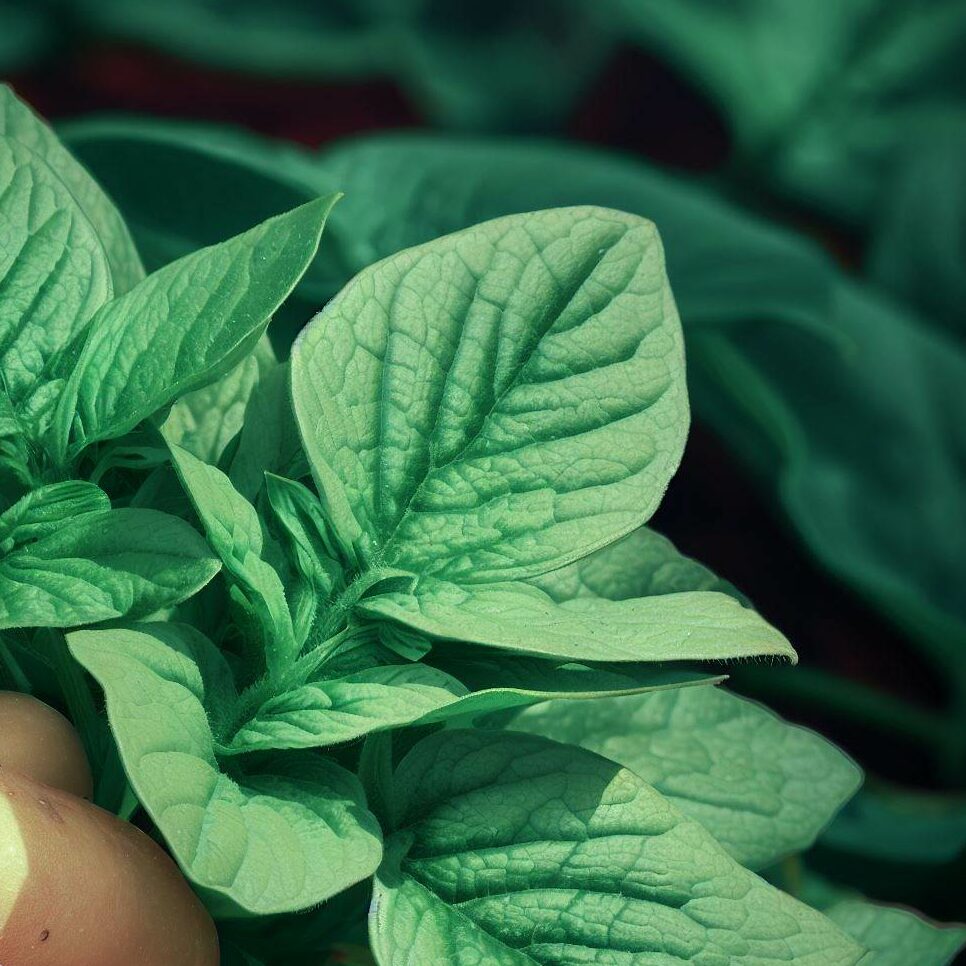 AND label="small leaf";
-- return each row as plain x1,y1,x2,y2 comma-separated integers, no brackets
0,508,219,630
826,899,966,966
53,193,338,461
359,577,796,663
292,206,689,581
170,444,297,676
510,685,861,868
69,623,383,916
162,335,277,464
370,729,864,966
226,664,467,754
229,360,307,501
